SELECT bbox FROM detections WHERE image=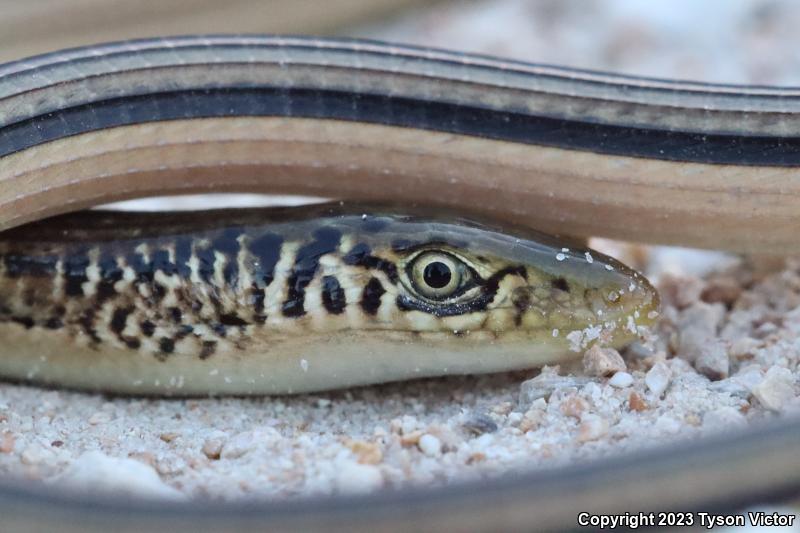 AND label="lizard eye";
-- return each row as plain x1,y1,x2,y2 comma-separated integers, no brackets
408,251,468,300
